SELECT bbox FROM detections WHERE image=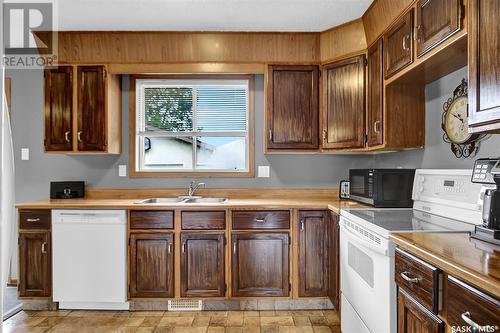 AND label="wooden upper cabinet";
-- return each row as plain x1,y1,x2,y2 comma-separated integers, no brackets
266,65,319,150
298,211,329,297
18,231,51,298
43,65,121,154
44,67,73,151
180,233,225,297
129,233,174,298
367,39,384,147
398,288,443,333
231,232,289,297
77,66,106,151
384,10,414,78
468,0,500,132
415,0,462,57
322,55,366,149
